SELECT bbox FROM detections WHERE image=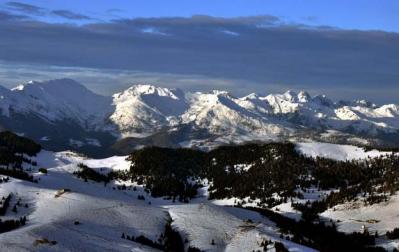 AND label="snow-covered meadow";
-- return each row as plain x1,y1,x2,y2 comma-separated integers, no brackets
0,148,316,251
